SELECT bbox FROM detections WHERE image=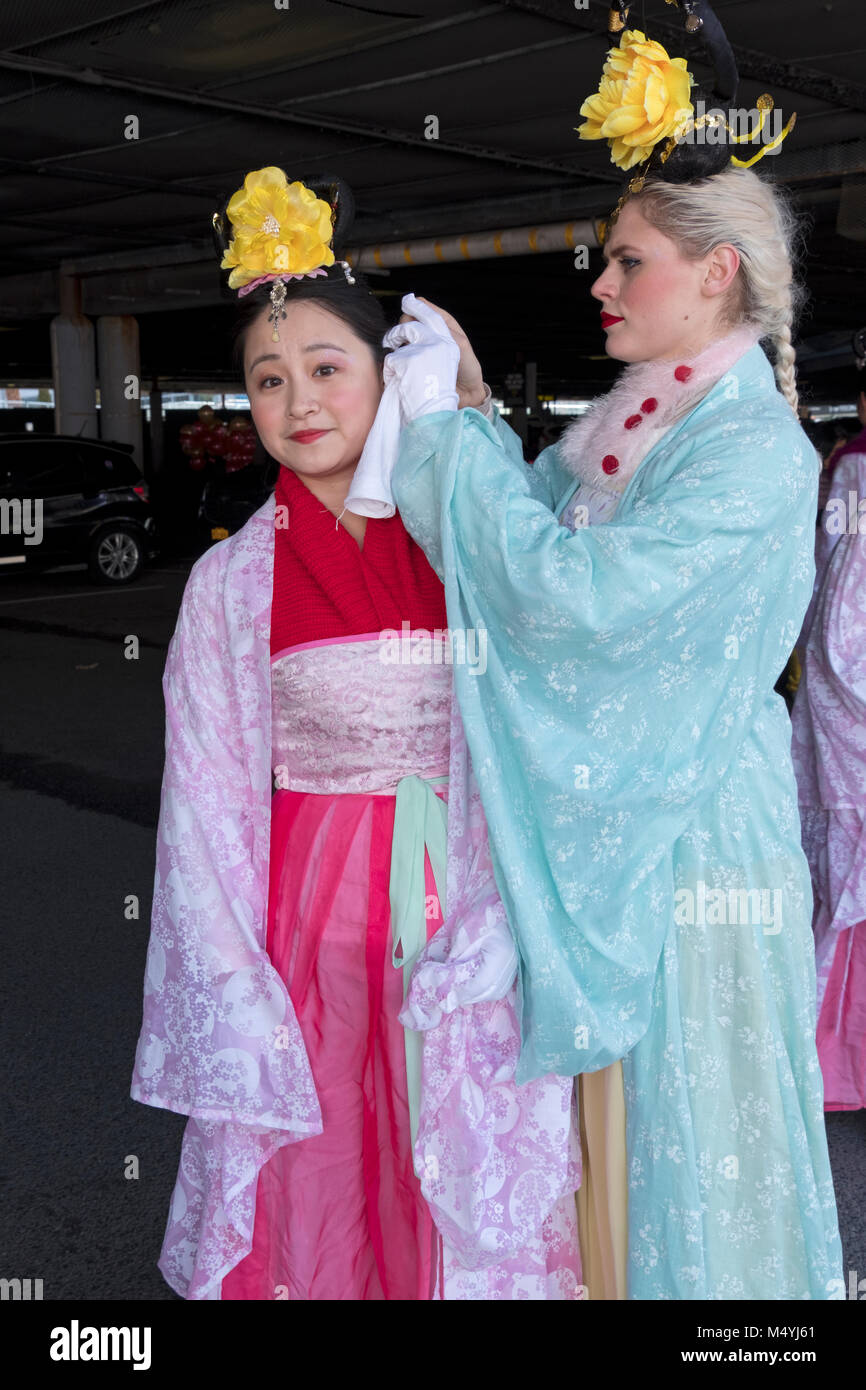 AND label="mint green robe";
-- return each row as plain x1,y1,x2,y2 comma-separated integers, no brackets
391,343,843,1299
